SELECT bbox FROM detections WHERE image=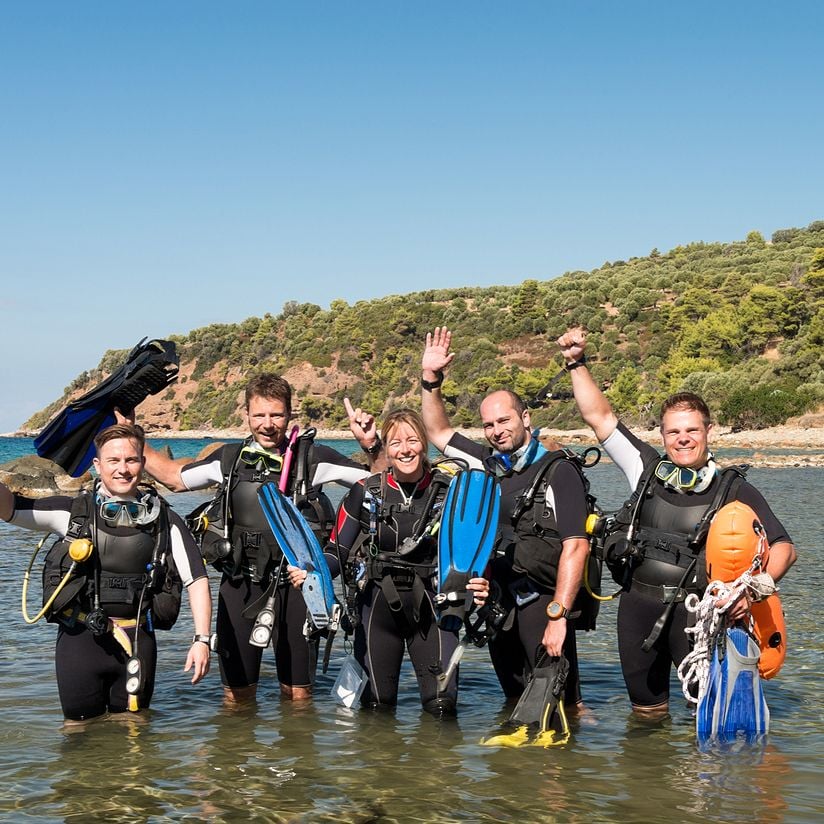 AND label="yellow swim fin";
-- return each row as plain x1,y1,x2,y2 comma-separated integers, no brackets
481,724,530,748
482,652,571,748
